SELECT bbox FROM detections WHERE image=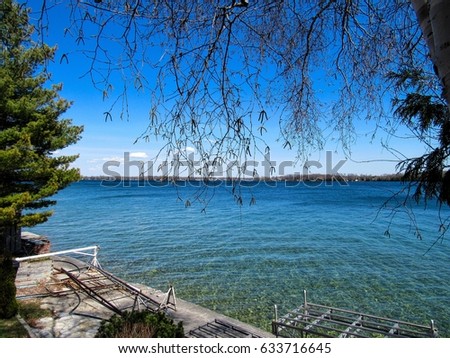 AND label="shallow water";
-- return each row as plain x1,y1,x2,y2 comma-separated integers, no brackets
31,180,450,336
